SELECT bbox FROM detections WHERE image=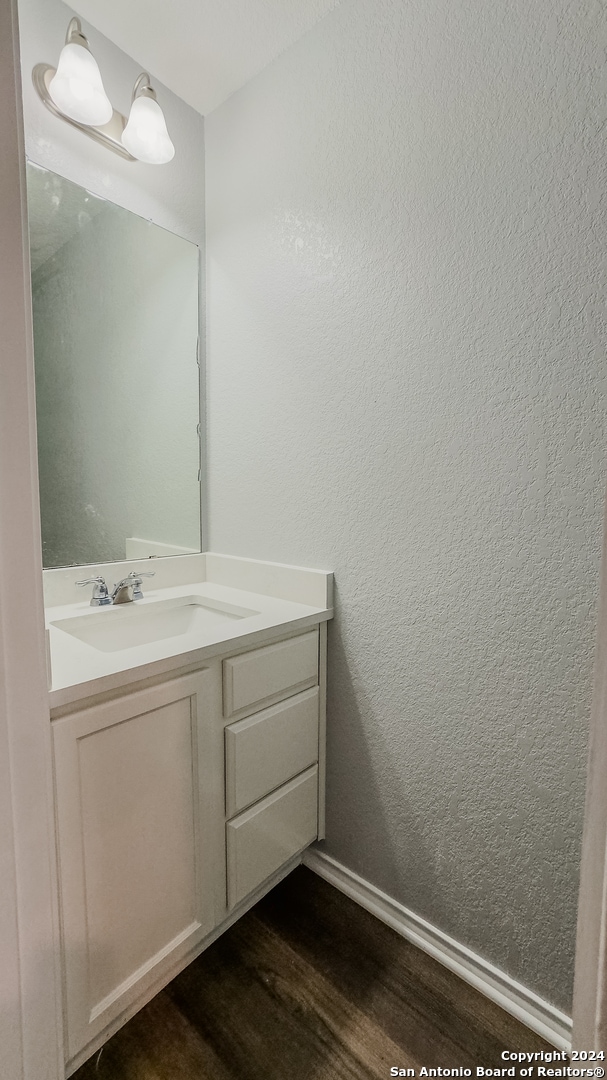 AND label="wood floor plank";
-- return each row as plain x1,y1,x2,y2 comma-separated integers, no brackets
168,914,415,1078
71,994,235,1080
72,866,554,1080
255,868,553,1060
